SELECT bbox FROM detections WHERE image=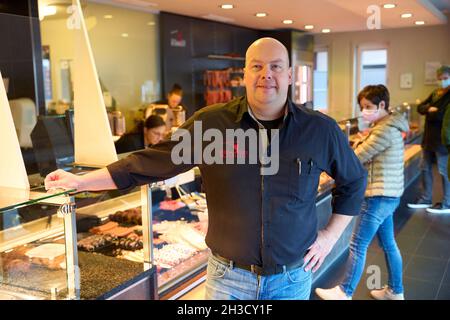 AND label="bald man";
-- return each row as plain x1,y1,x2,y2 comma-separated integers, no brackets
45,38,367,300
